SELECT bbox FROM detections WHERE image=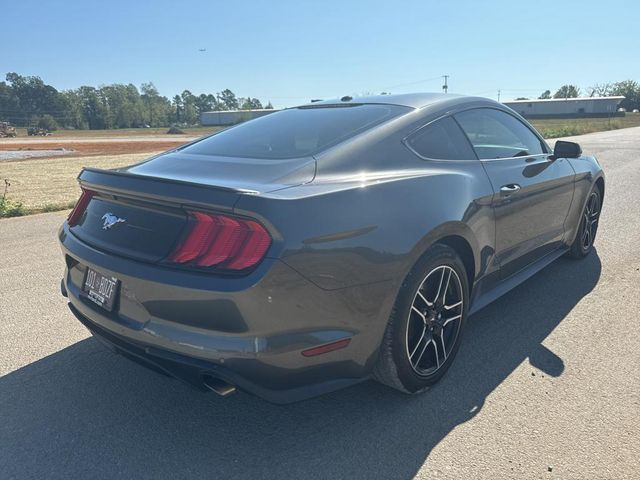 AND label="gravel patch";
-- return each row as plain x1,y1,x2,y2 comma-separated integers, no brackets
0,149,75,161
